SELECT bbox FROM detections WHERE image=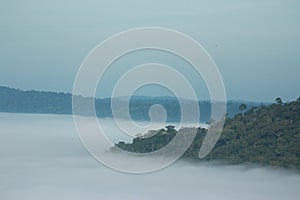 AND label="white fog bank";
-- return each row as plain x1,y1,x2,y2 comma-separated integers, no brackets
0,112,299,200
